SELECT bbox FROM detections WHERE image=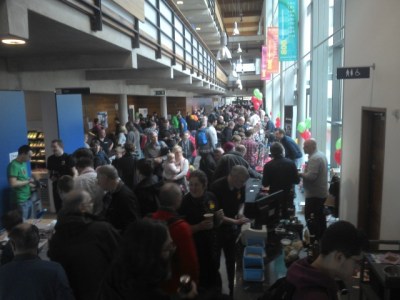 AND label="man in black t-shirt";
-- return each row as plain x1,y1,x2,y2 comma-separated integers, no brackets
209,165,250,298
262,142,300,218
47,139,74,213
